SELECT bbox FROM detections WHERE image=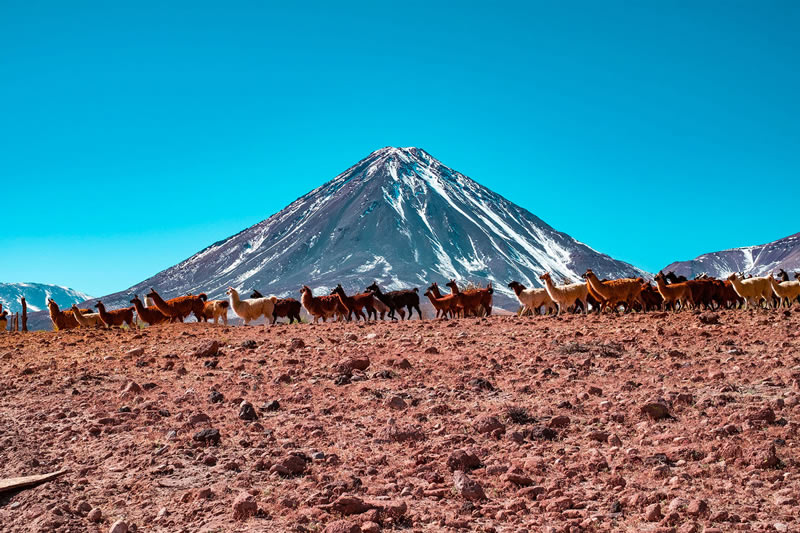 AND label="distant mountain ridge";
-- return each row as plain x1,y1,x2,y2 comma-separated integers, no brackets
664,232,800,279
77,146,645,316
0,282,92,315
